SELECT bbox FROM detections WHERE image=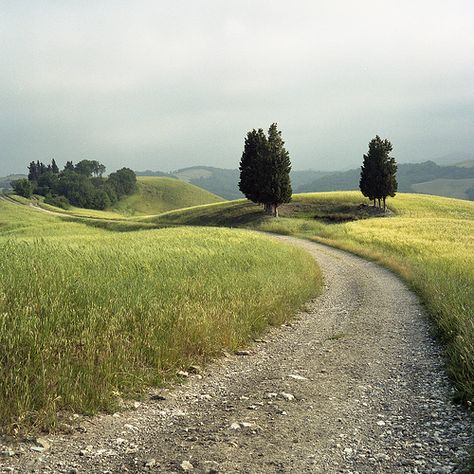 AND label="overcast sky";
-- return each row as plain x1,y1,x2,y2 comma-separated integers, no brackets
1,1,473,175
